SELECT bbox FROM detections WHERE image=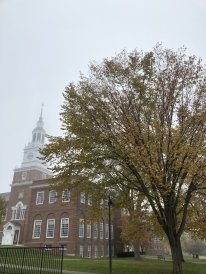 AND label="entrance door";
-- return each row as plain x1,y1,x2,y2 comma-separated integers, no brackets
2,226,14,245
